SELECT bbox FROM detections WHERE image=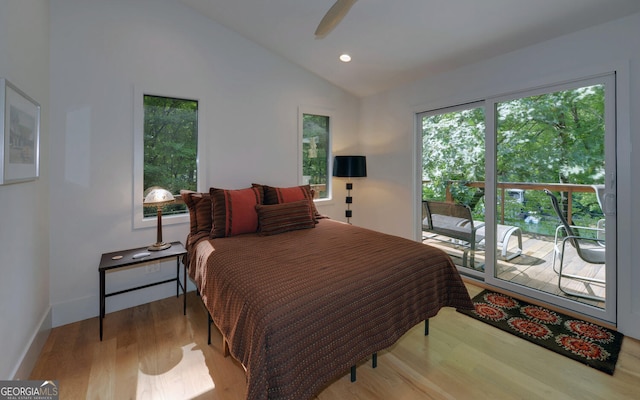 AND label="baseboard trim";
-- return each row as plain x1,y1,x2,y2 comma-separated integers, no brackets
12,306,52,379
